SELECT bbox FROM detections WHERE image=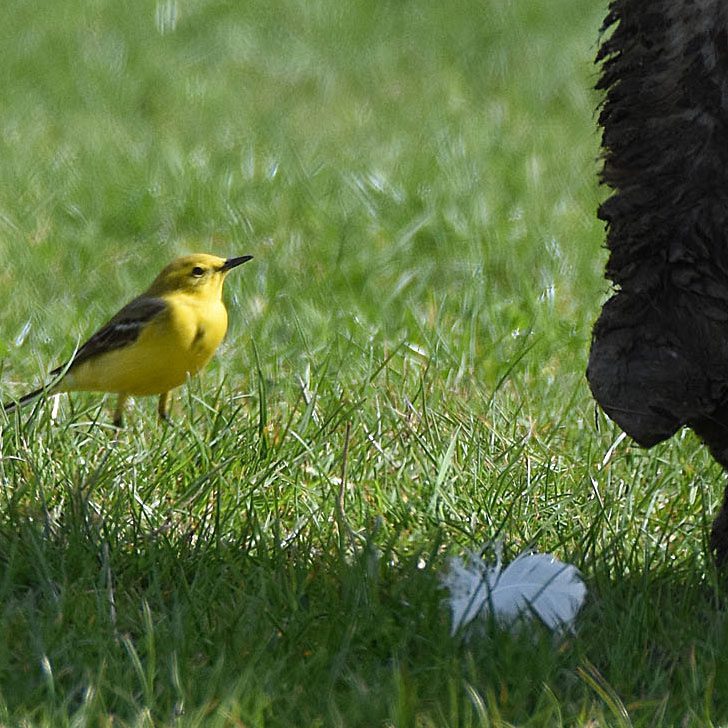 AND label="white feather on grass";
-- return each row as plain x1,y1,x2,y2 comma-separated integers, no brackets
443,547,587,635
